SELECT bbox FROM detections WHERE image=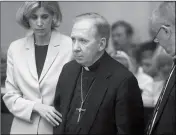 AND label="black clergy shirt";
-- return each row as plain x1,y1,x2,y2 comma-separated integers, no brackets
64,53,104,133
